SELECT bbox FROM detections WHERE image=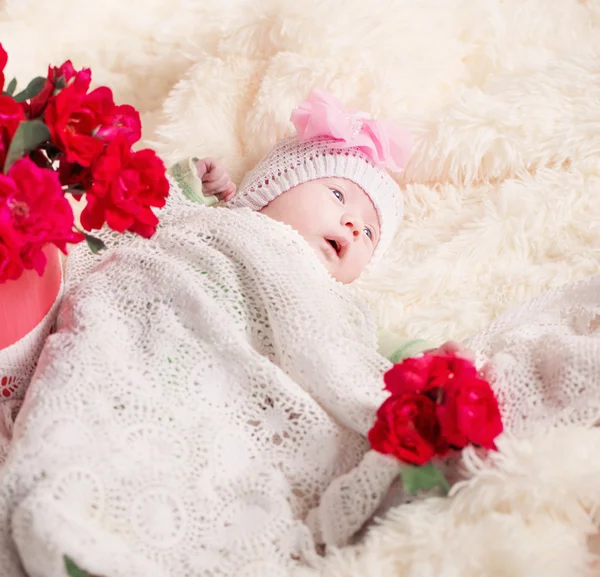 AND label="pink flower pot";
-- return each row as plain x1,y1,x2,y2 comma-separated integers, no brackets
0,245,63,402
